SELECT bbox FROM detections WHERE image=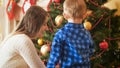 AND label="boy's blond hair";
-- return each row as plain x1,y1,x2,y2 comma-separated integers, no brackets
63,0,87,18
